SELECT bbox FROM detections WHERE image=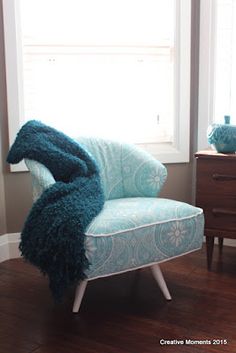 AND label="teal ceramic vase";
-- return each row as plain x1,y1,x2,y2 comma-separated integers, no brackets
207,116,236,153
